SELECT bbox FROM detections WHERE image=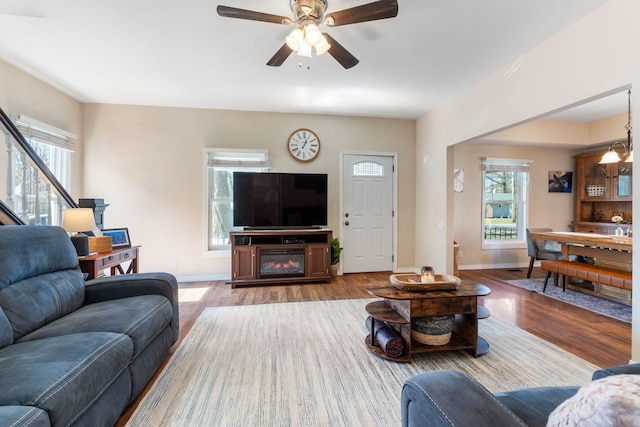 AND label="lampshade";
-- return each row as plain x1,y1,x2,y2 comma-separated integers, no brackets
285,28,304,51
599,147,623,164
314,35,331,55
304,24,322,46
62,208,97,233
626,150,633,162
297,40,312,57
